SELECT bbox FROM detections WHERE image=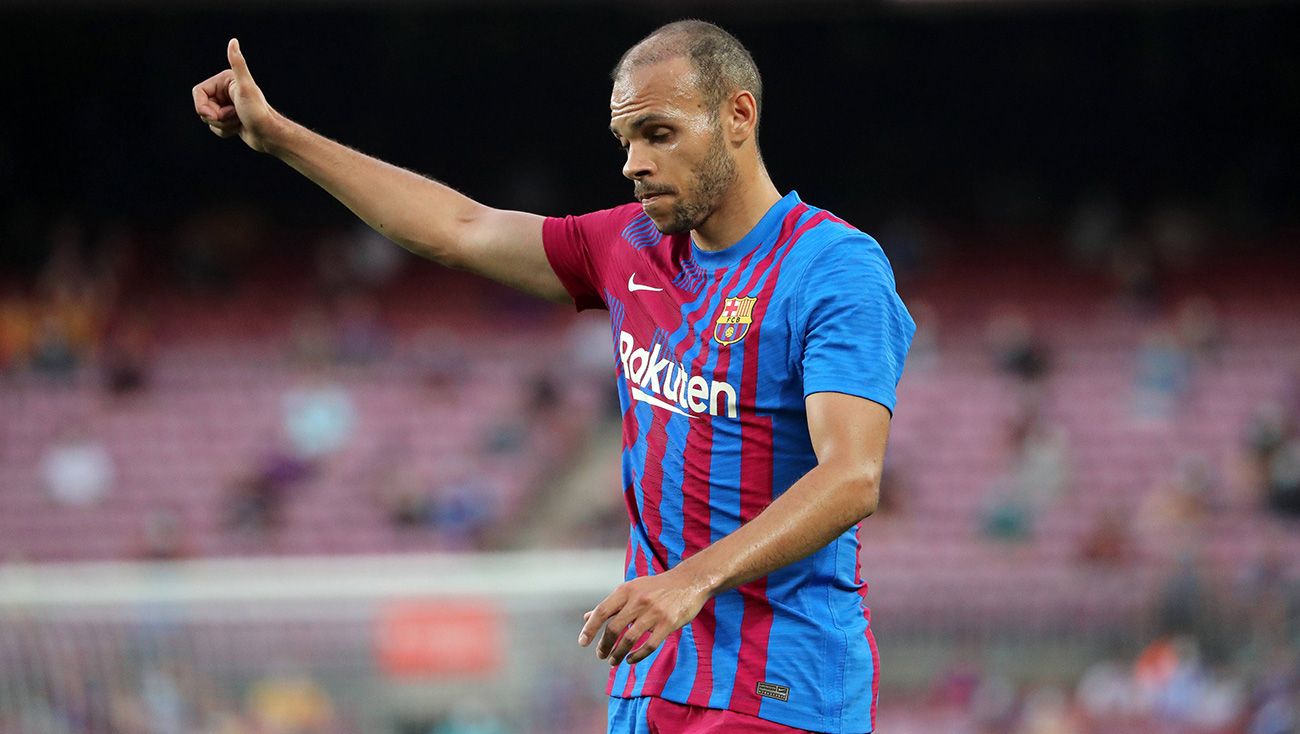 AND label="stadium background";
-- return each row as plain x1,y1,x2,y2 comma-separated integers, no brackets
2,1,1299,732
